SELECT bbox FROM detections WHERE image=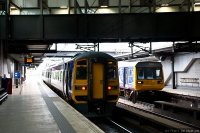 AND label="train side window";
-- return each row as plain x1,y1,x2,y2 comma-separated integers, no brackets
138,70,144,79
68,61,74,90
56,71,58,80
125,67,129,84
156,69,160,76
60,71,62,81
76,67,87,79
138,69,144,80
54,71,56,79
108,66,117,79
155,69,162,79
129,69,133,75
128,68,133,84
57,71,59,80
